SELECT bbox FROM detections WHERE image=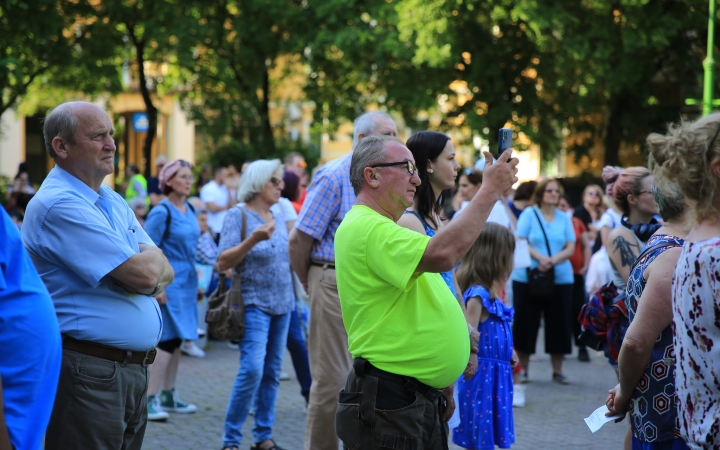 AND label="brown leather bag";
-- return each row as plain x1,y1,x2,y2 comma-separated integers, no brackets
205,208,246,340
